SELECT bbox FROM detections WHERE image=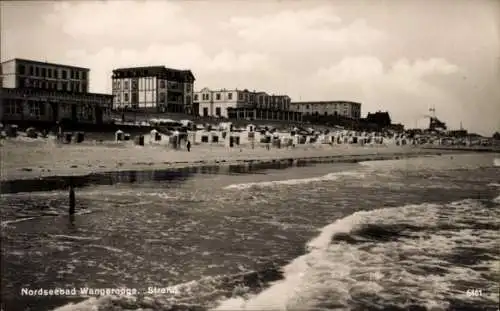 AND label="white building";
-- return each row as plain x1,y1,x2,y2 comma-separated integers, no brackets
193,88,253,118
193,87,296,121
290,101,362,119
